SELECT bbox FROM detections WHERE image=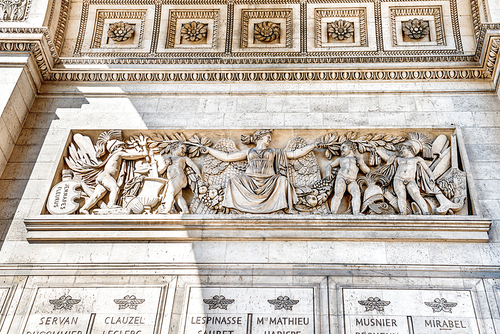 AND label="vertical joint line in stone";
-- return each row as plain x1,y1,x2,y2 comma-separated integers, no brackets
153,285,168,334
374,0,384,53
246,313,253,334
86,313,96,334
300,1,307,54
225,2,234,55
406,316,414,334
150,3,162,55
